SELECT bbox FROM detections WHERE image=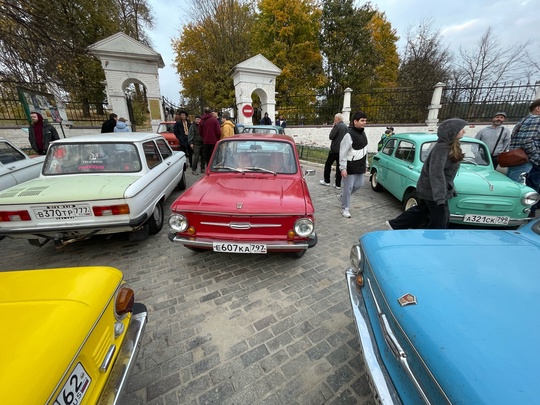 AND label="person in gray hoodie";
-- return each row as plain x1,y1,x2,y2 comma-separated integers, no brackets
386,117,468,229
